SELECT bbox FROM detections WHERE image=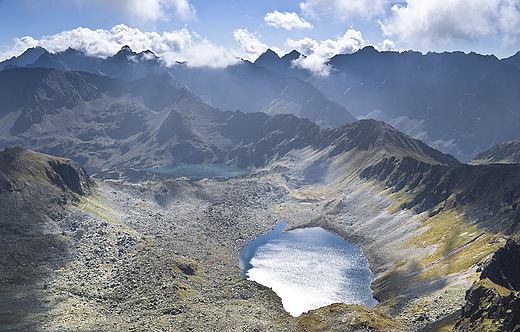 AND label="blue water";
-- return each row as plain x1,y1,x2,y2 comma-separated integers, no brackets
239,222,378,316
140,164,250,179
